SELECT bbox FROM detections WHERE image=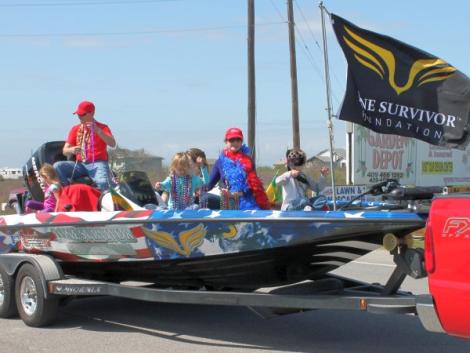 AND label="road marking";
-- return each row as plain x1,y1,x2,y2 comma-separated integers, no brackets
352,260,395,268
